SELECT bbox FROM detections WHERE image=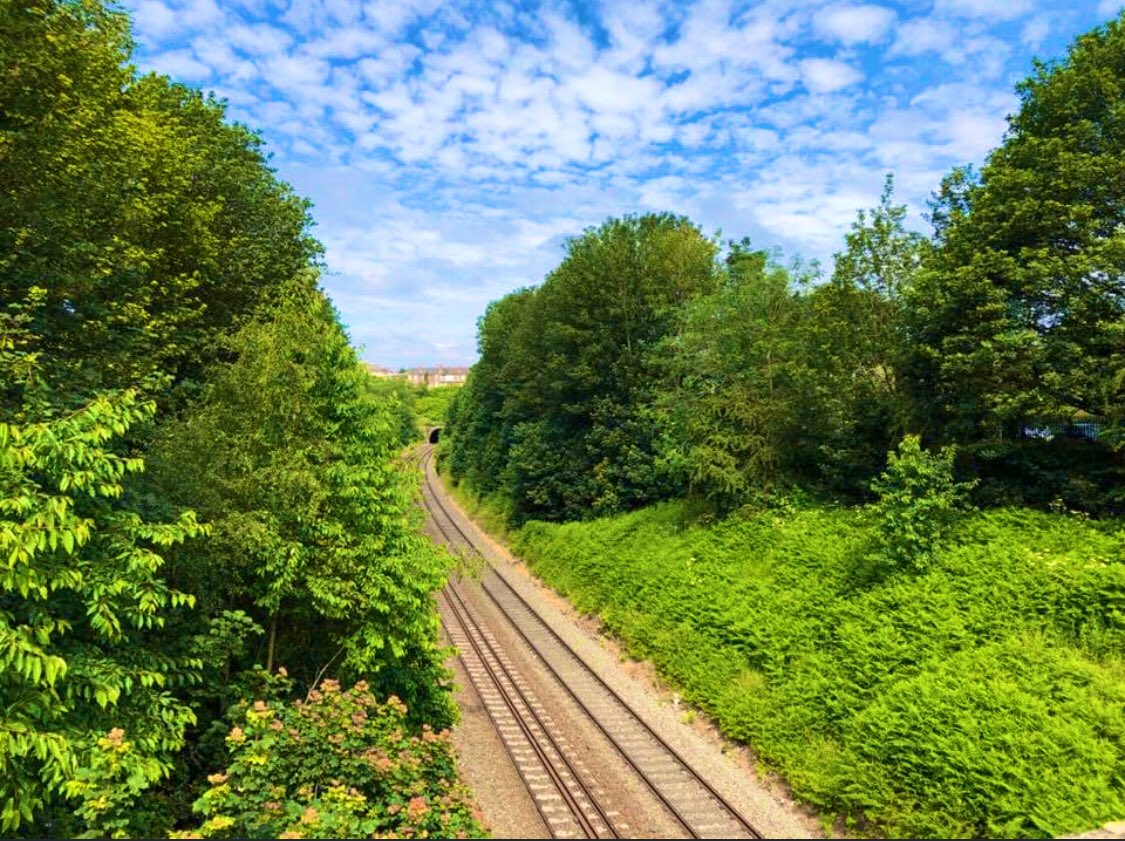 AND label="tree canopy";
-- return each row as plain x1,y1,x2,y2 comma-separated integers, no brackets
0,2,461,834
448,14,1124,519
